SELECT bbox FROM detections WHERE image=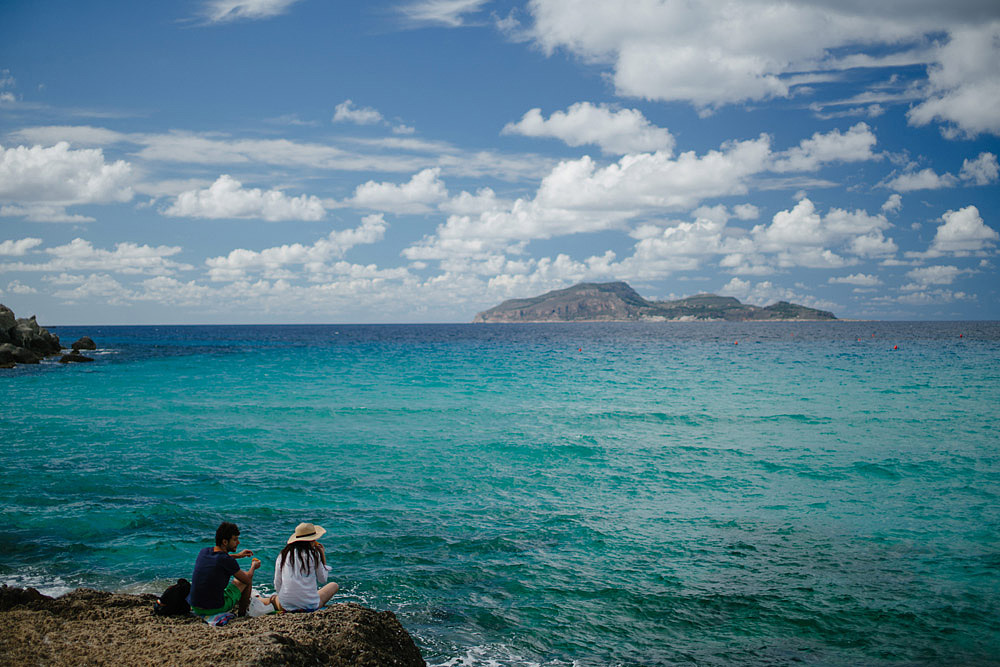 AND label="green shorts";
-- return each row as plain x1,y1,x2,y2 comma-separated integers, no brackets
191,582,241,616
